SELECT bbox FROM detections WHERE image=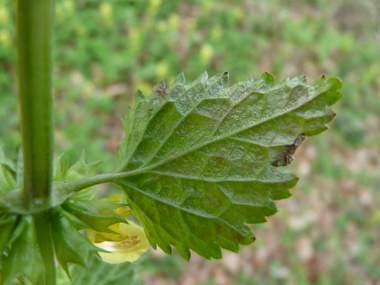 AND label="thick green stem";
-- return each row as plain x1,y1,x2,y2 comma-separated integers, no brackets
17,0,54,205
16,1,56,284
